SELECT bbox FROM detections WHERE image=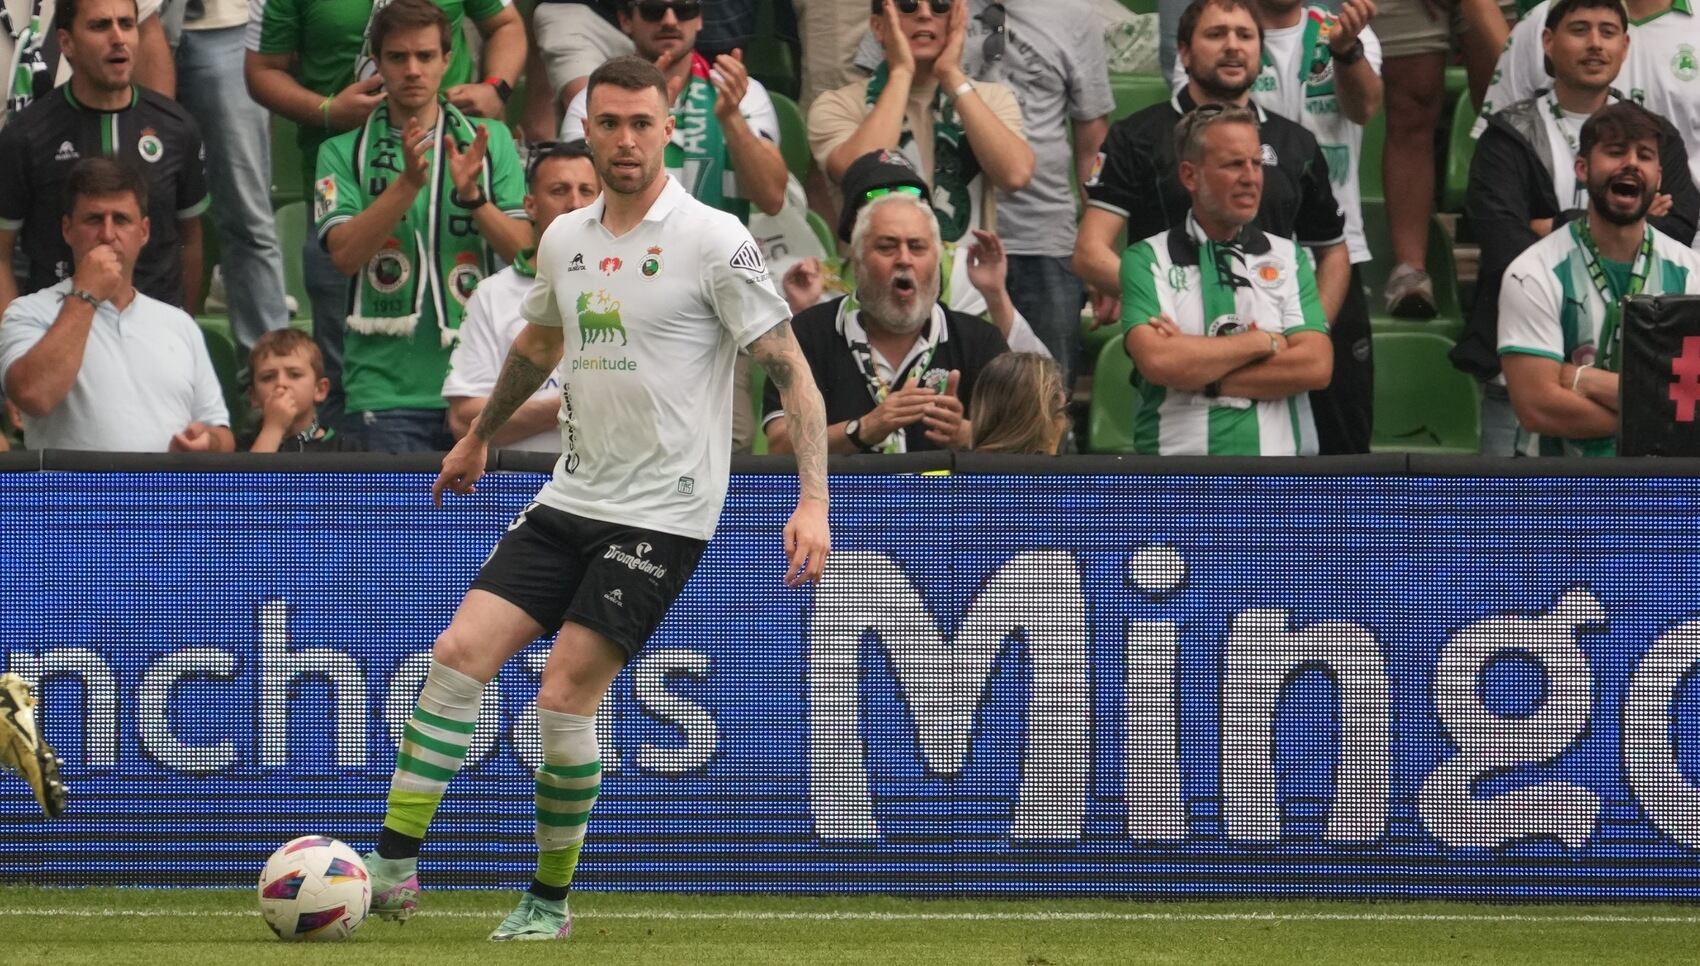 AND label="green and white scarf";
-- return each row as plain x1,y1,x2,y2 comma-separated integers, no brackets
865,63,980,243
352,0,396,83
2,1,47,118
665,52,747,223
347,98,497,348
